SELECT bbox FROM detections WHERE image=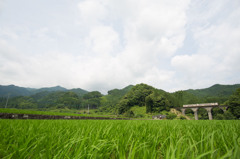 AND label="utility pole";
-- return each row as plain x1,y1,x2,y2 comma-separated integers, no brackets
5,93,10,108
88,104,90,114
